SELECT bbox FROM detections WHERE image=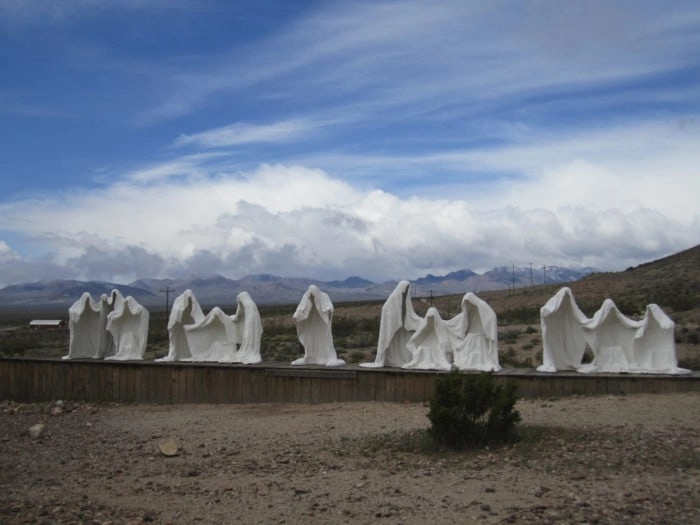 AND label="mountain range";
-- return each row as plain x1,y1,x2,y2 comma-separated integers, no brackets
0,265,594,310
